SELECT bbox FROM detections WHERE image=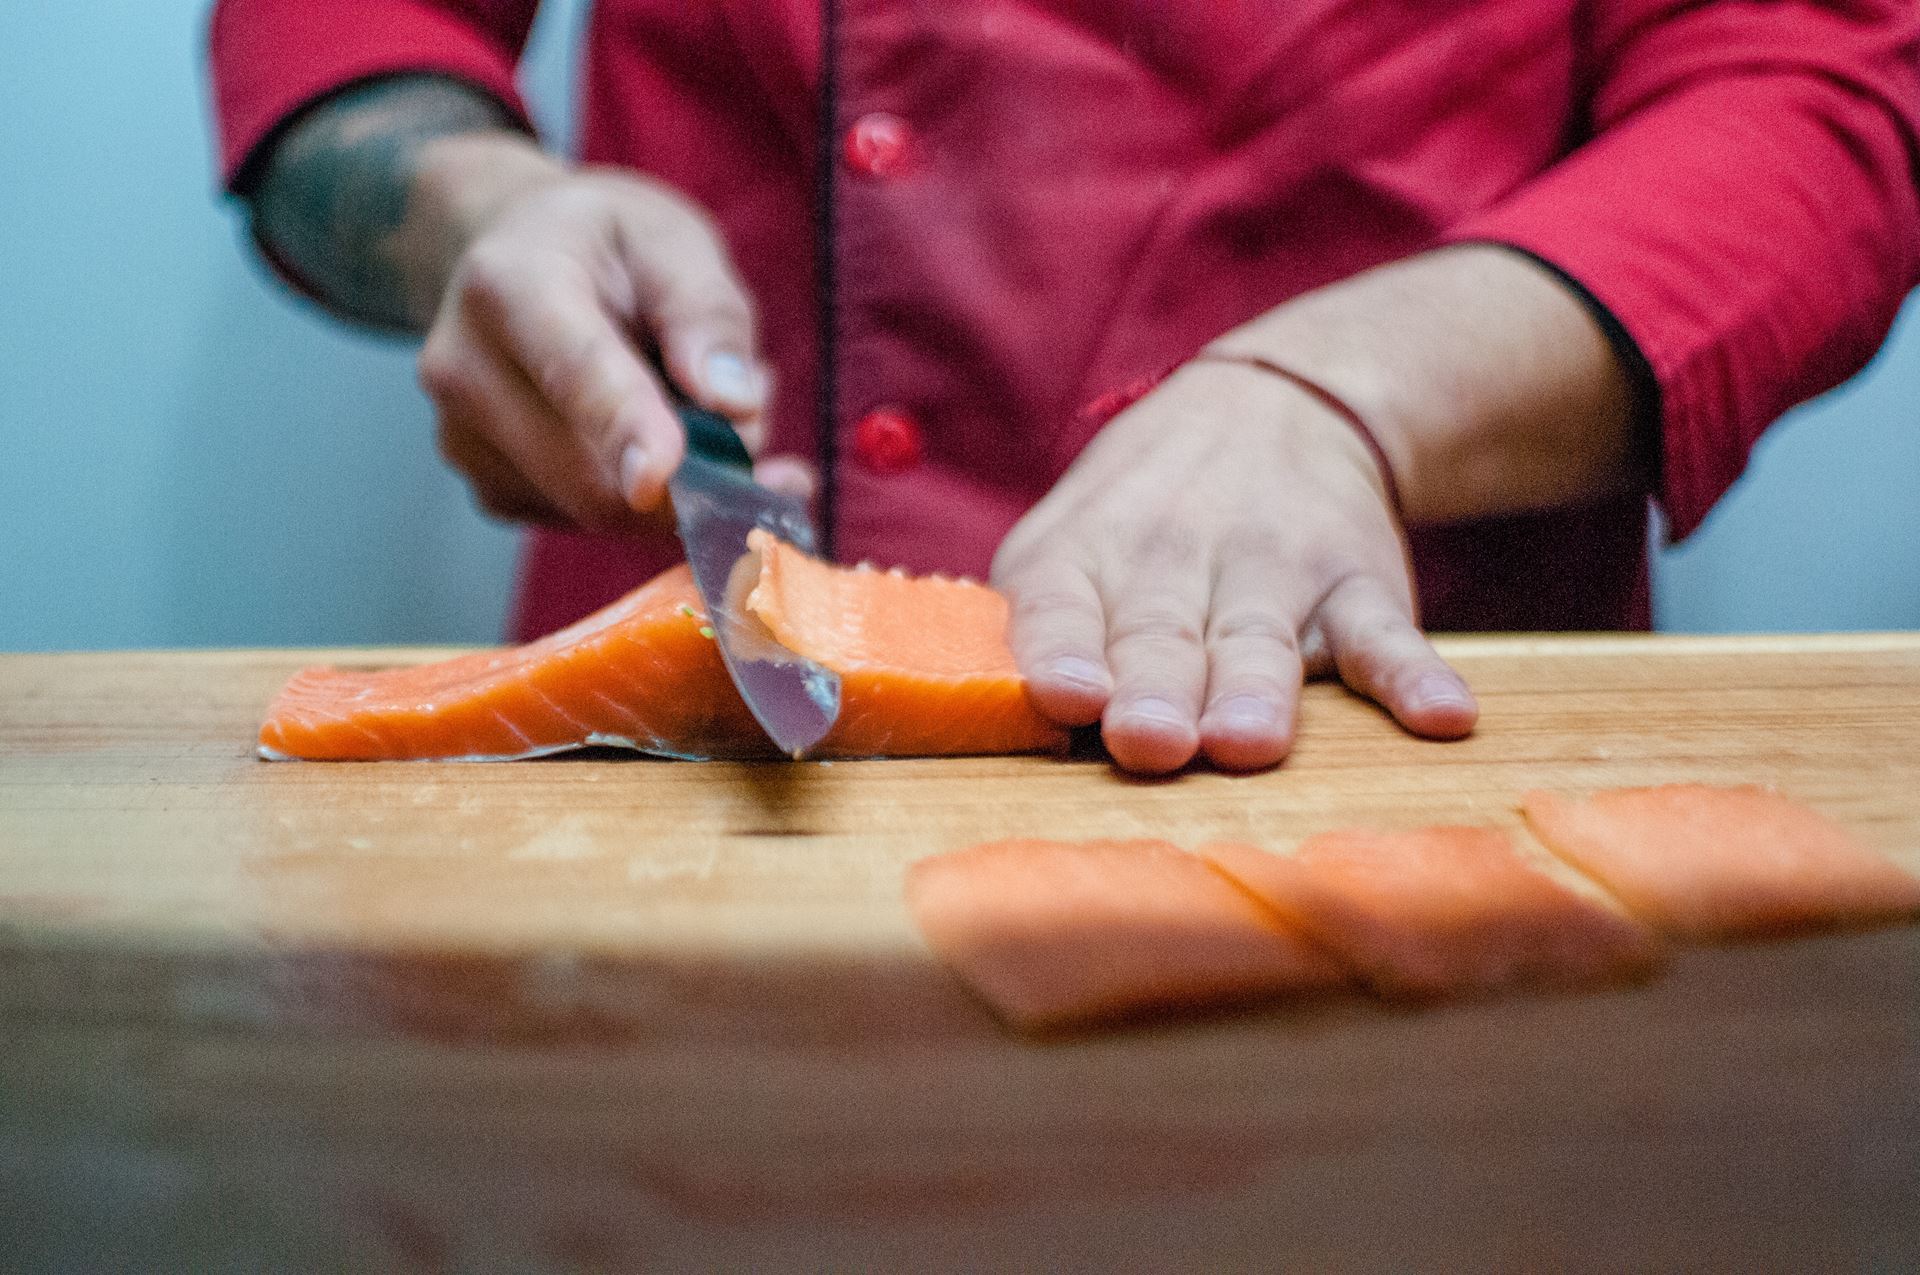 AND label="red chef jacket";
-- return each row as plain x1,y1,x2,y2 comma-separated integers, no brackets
209,1,1920,643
